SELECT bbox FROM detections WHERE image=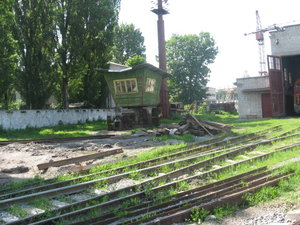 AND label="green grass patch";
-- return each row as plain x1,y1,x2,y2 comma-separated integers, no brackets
0,120,107,141
7,205,30,218
151,134,195,142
